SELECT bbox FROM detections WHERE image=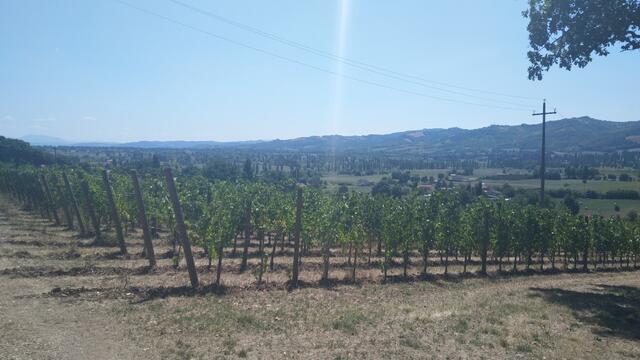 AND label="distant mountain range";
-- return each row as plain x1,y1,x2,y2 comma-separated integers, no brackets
20,117,640,154
20,135,75,147
20,136,263,149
